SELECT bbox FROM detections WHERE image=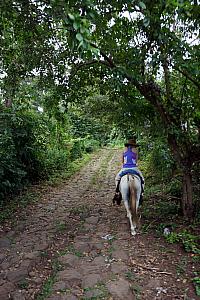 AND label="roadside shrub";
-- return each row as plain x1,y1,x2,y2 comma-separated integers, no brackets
10,111,48,181
41,147,69,176
69,139,84,160
0,129,27,203
83,138,100,153
0,106,101,206
148,143,174,179
0,109,48,200
165,178,182,197
68,138,100,158
0,109,71,202
165,230,200,254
